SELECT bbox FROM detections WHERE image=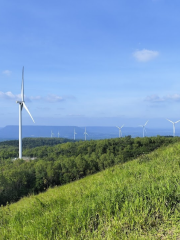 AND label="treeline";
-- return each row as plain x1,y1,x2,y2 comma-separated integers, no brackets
0,137,74,160
0,136,180,206
0,137,74,150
